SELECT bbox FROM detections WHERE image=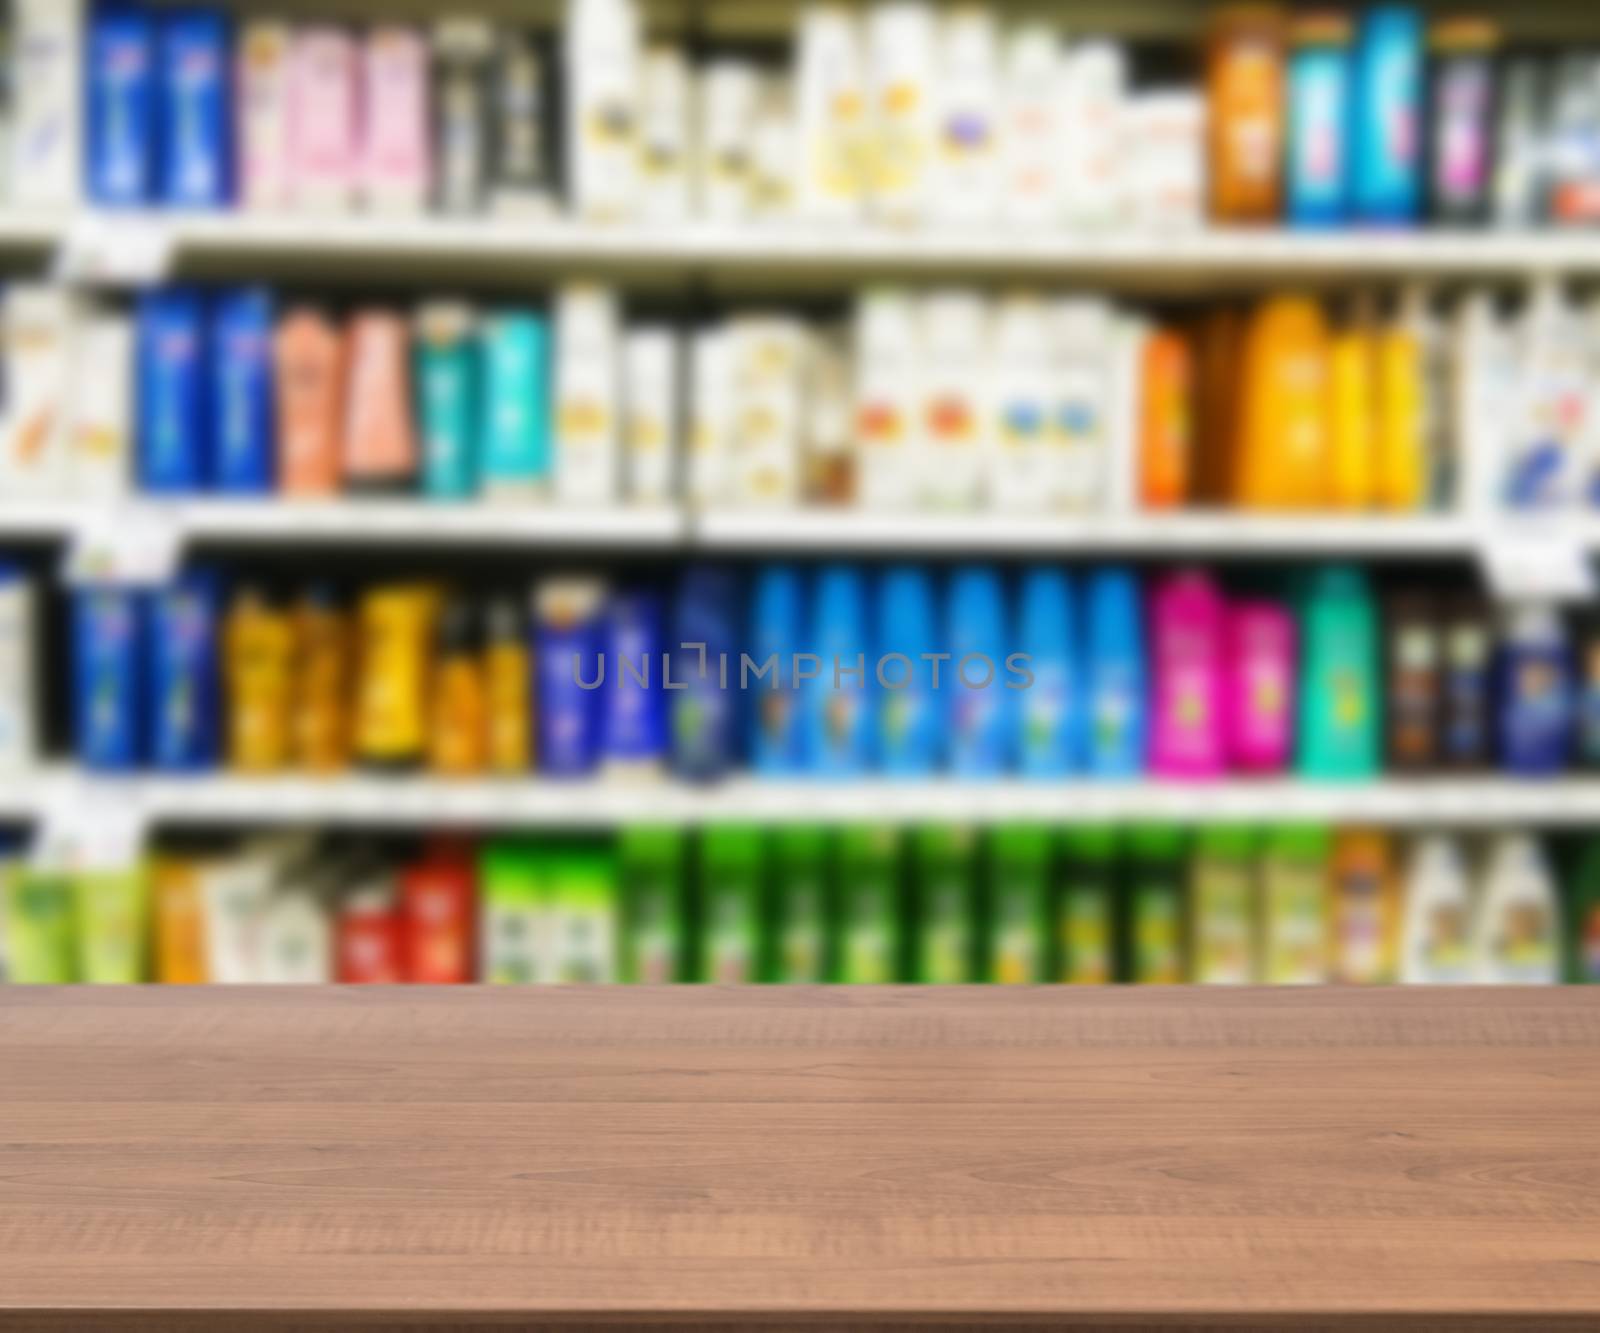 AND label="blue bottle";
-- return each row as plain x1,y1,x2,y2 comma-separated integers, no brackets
479,313,551,494
87,6,157,206
947,565,1011,777
602,589,667,771
806,564,872,776
73,588,145,772
137,288,209,493
1085,567,1146,778
159,10,232,207
1286,16,1351,227
1017,567,1081,777
670,565,740,782
147,572,220,771
416,305,479,499
876,565,940,776
750,564,805,775
1351,6,1424,226
211,287,275,494
535,580,607,778
1498,606,1574,777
